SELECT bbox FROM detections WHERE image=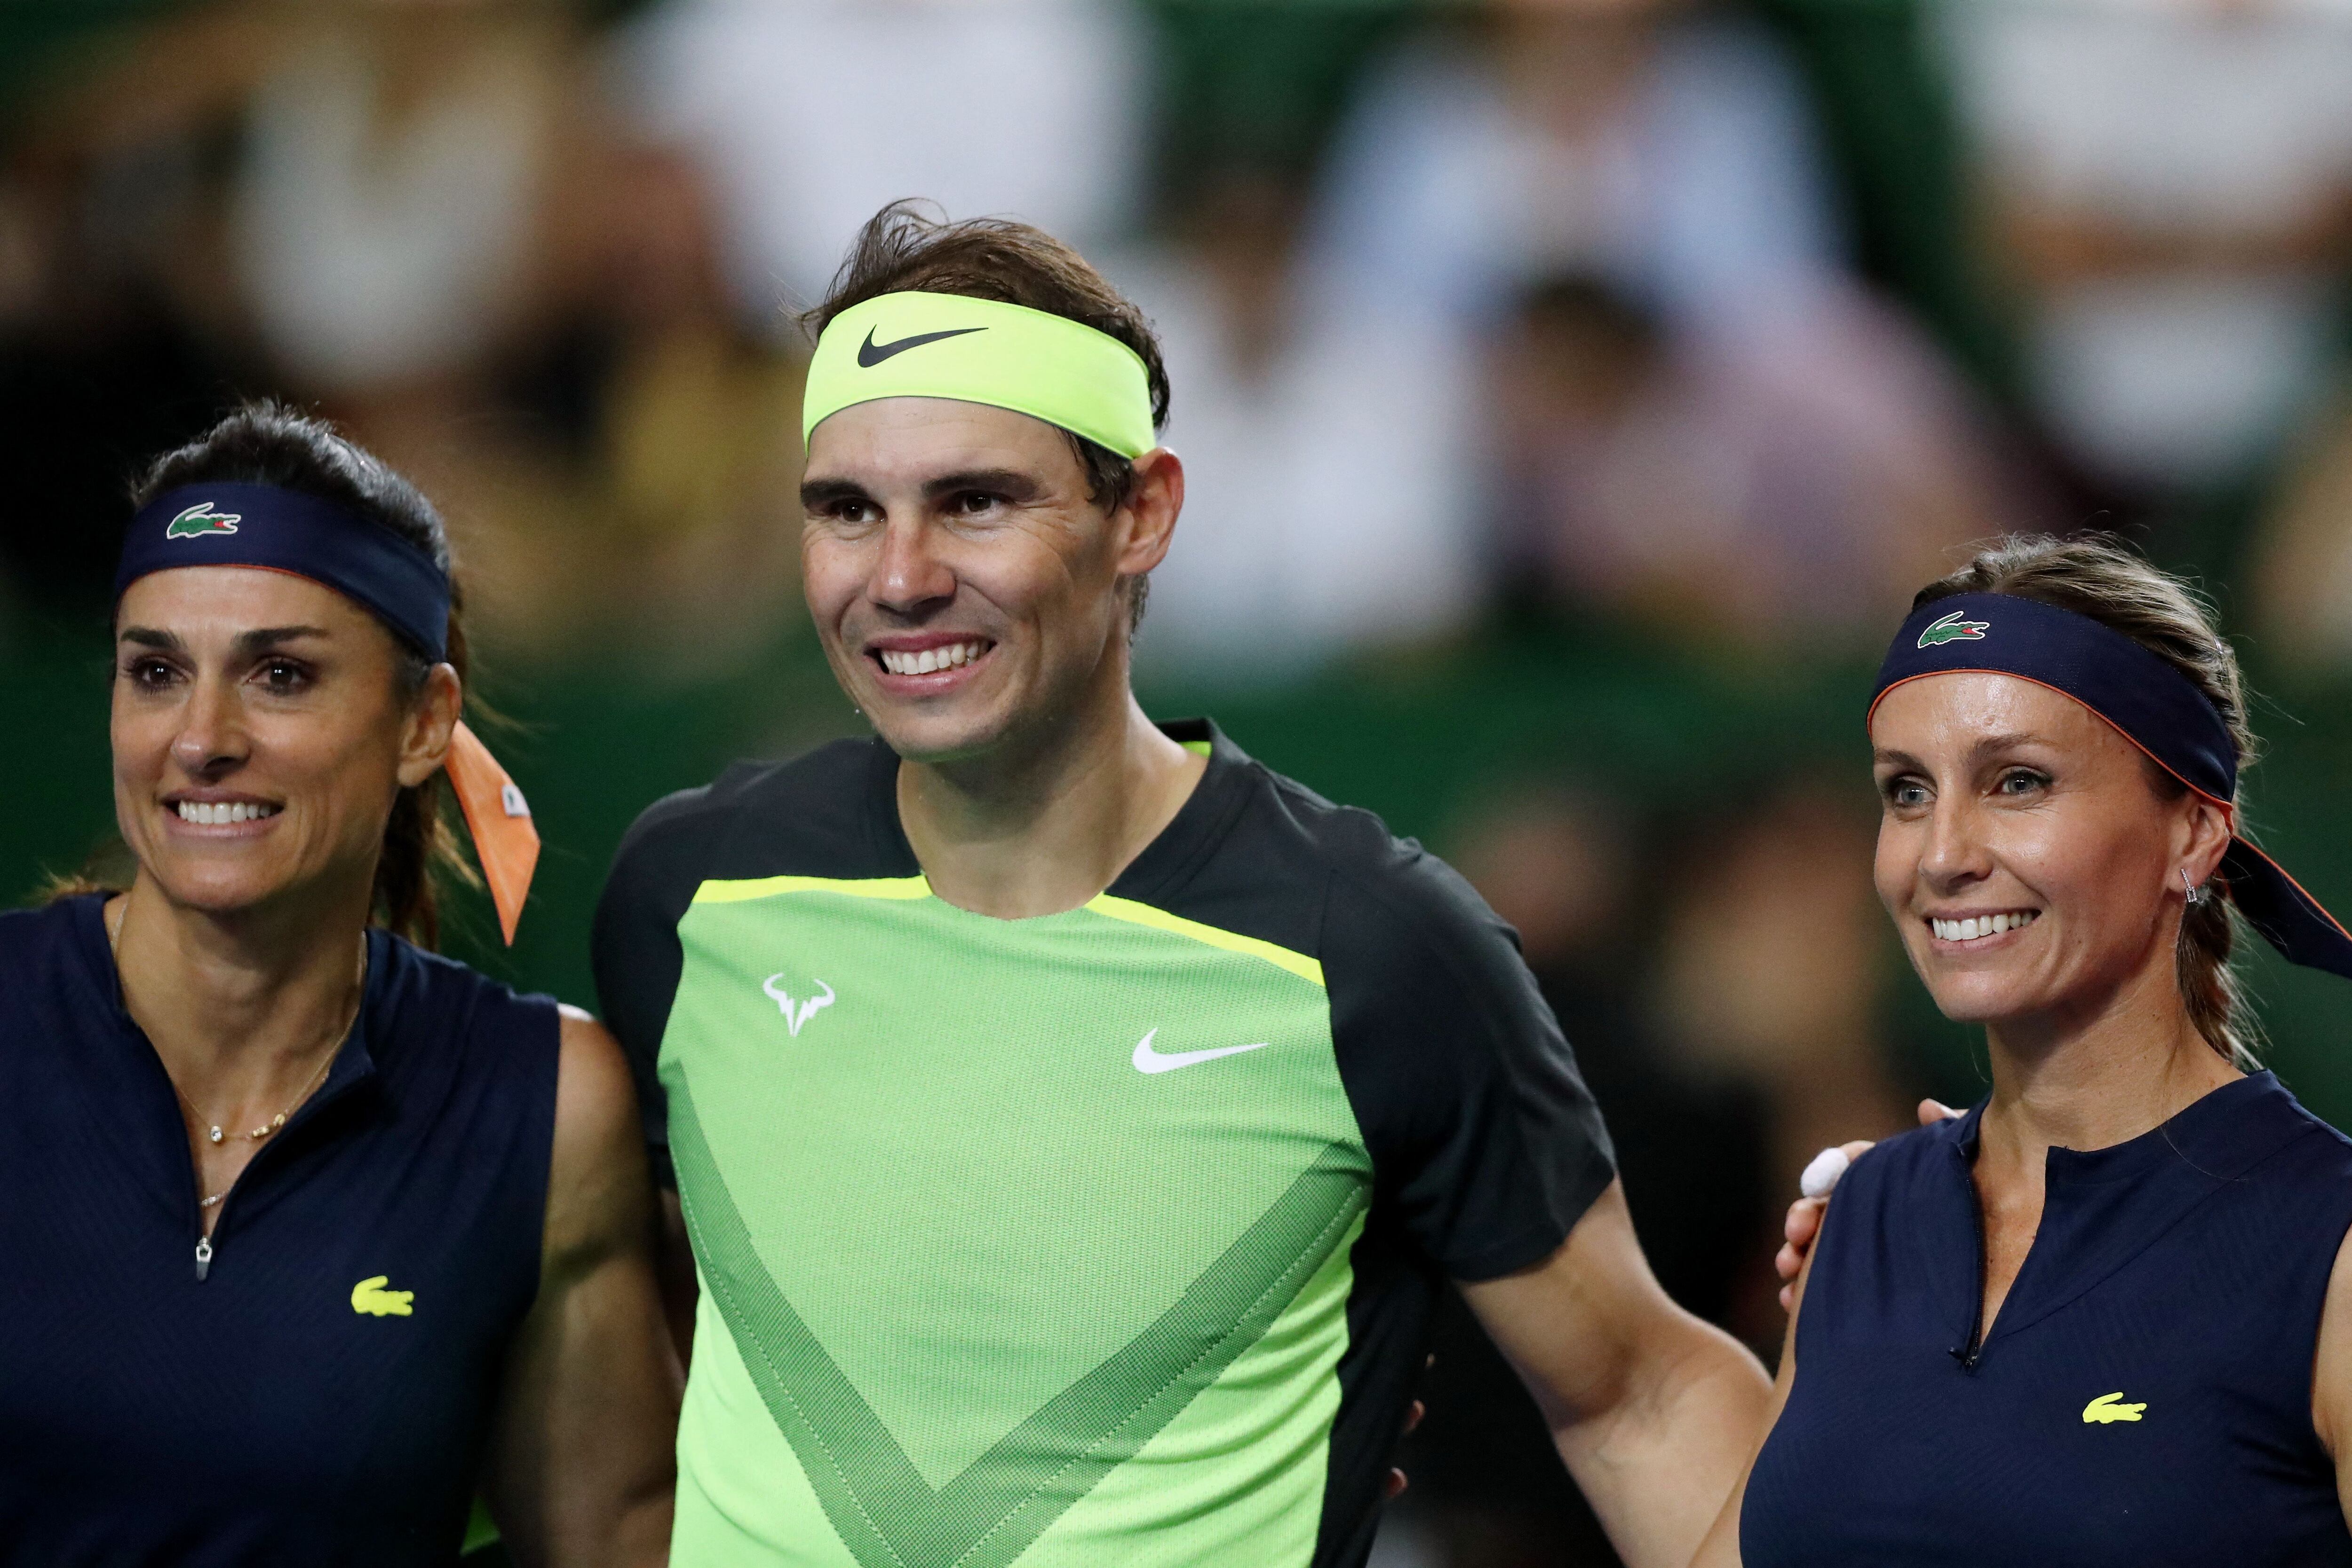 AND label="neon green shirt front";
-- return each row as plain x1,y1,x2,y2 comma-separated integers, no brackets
593,723,1613,1568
